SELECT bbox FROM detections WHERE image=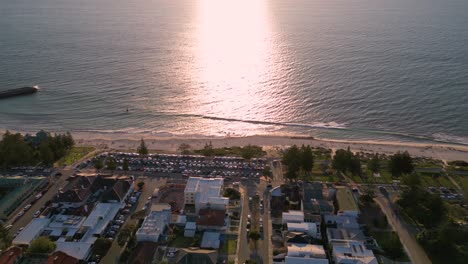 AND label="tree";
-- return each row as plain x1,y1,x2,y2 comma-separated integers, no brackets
241,144,257,160
301,145,314,175
117,224,135,246
131,209,146,220
282,145,302,181
38,142,54,166
178,143,192,155
389,151,414,177
359,188,376,204
137,181,145,190
249,231,261,241
0,131,34,168
122,158,129,172
368,154,381,174
379,232,406,260
93,158,103,171
201,141,214,157
349,156,362,176
332,149,350,173
28,236,56,254
106,157,117,171
401,173,421,189
0,224,12,250
262,165,272,178
92,238,112,256
137,138,148,155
